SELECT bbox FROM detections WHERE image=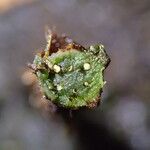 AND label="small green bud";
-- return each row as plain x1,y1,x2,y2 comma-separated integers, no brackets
30,31,110,109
